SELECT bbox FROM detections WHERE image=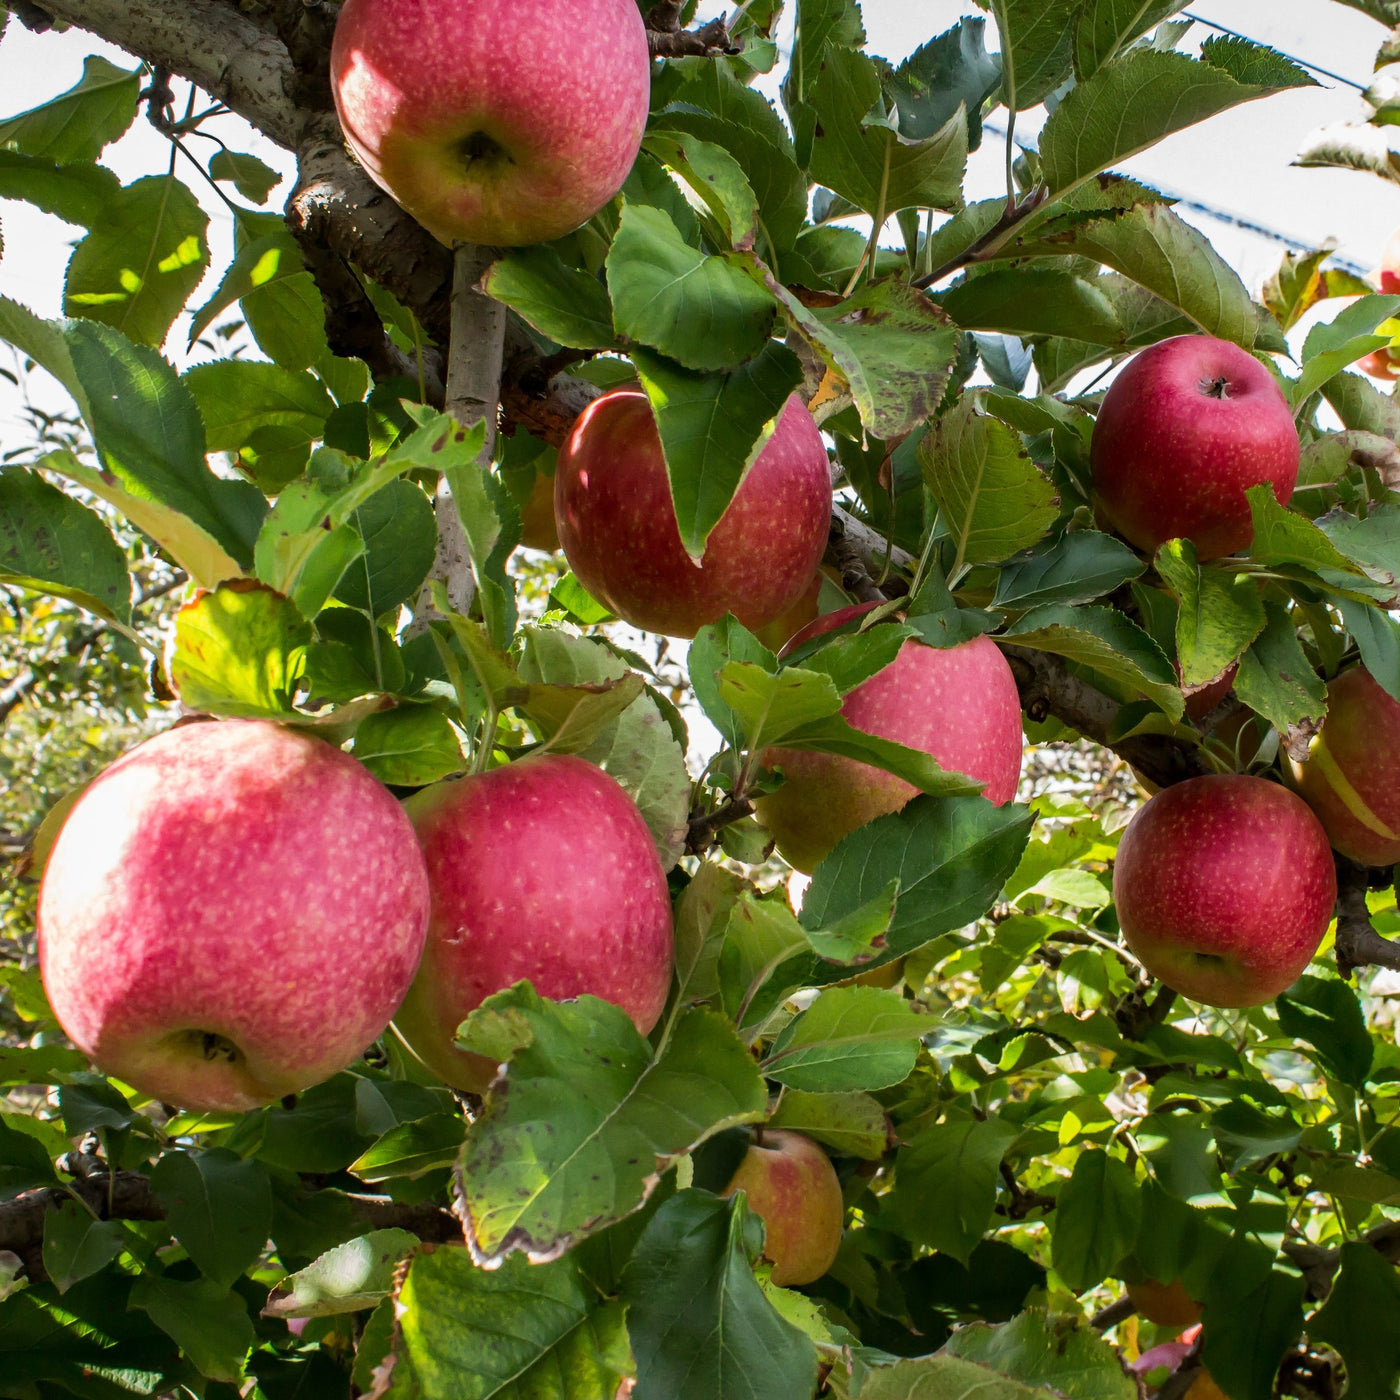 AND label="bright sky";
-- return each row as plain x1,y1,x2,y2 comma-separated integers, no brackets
0,0,1396,443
